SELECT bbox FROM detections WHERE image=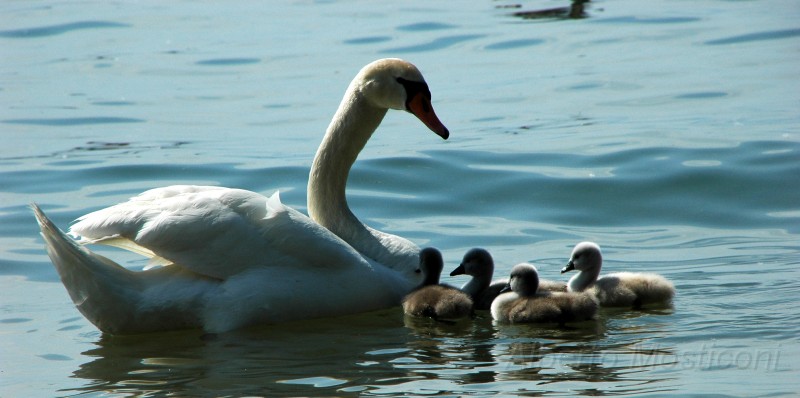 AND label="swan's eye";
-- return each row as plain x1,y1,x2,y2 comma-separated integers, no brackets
415,268,421,274
396,77,432,110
